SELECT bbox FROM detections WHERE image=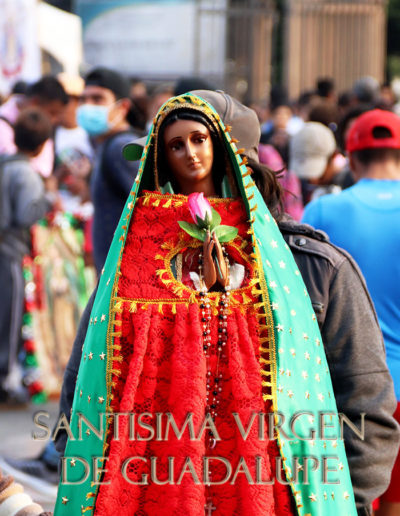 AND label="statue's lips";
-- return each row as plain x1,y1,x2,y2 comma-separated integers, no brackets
188,161,202,169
